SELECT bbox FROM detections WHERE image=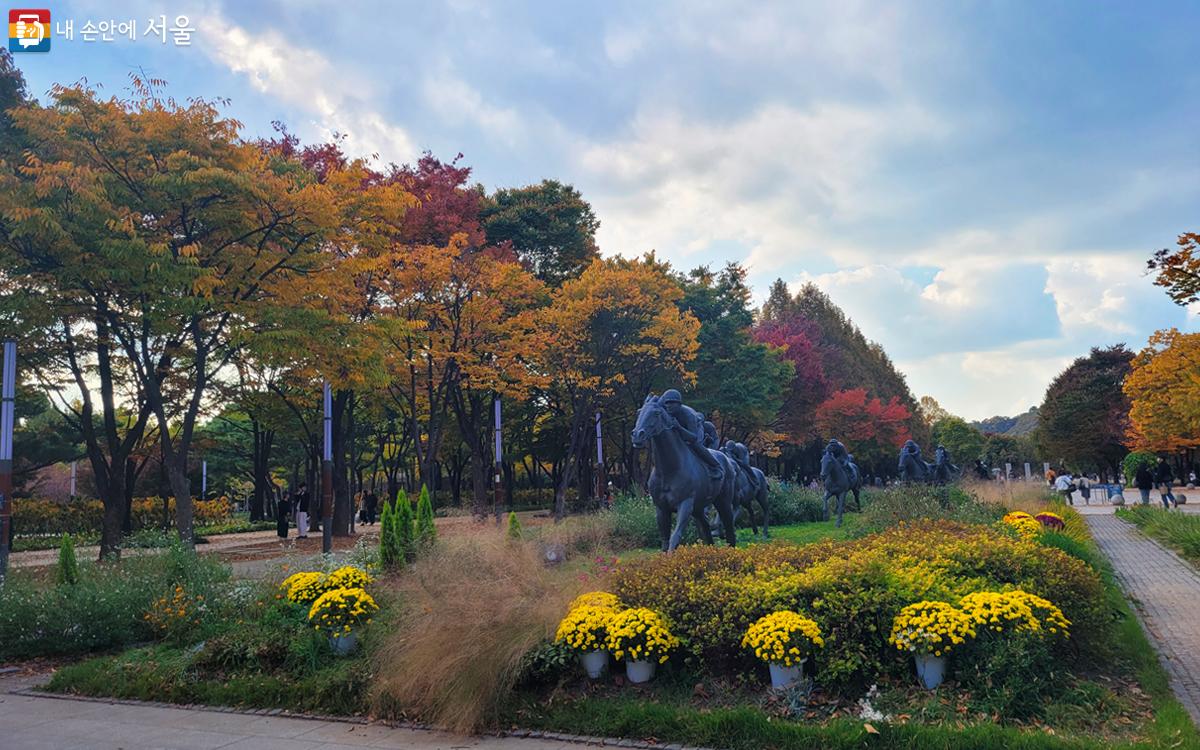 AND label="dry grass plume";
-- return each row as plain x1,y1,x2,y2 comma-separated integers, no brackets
371,522,595,732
